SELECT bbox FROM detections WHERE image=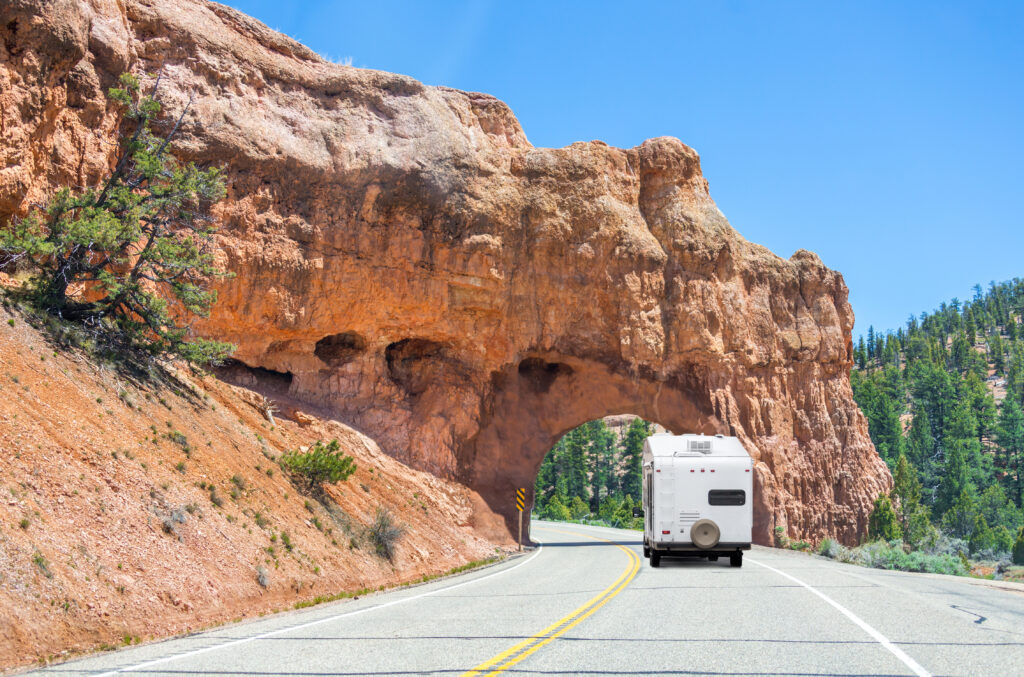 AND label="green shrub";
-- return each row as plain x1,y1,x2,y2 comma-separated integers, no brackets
568,495,590,520
817,538,843,558
868,493,902,542
32,550,52,578
542,494,571,521
279,440,356,491
773,526,790,549
1013,527,1024,566
368,507,404,560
